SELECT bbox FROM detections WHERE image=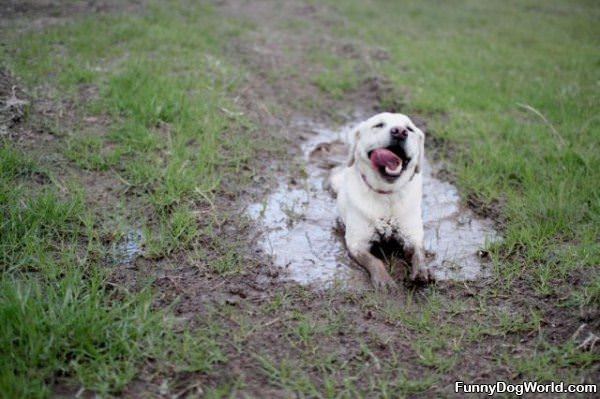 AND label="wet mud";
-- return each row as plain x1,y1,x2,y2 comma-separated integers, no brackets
248,119,499,288
112,229,144,265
